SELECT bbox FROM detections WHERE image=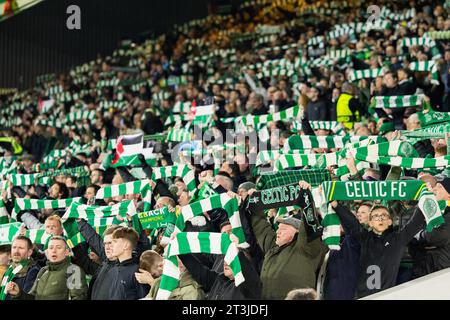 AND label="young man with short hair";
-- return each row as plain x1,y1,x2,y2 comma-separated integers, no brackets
108,227,149,299
7,236,87,300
